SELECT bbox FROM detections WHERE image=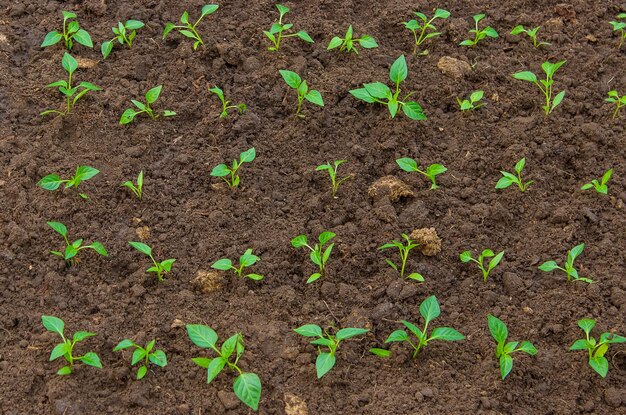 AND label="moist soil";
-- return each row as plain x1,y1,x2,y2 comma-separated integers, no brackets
1,0,626,414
